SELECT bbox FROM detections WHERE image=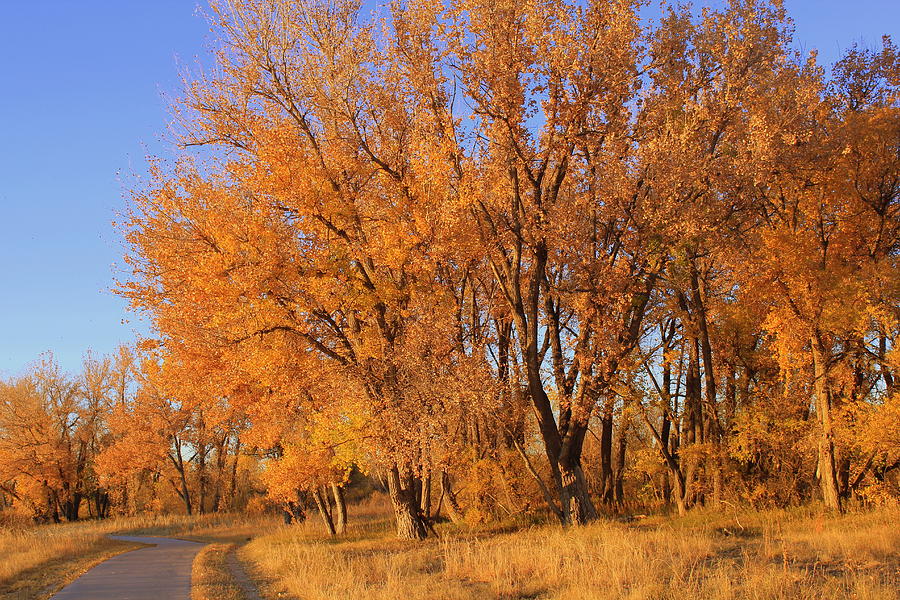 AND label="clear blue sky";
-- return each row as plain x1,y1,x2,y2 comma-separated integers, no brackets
0,1,897,377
